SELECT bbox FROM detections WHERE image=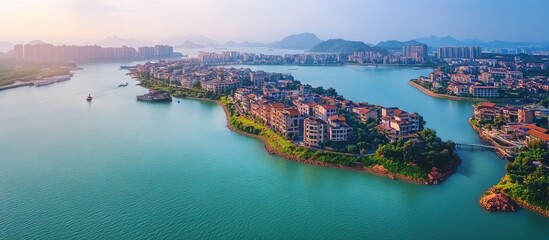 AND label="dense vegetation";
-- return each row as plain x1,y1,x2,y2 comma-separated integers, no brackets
375,130,456,173
0,60,75,86
493,139,549,211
